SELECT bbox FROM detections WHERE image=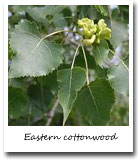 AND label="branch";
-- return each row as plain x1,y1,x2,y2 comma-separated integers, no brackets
69,39,79,46
81,44,90,85
46,99,59,126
